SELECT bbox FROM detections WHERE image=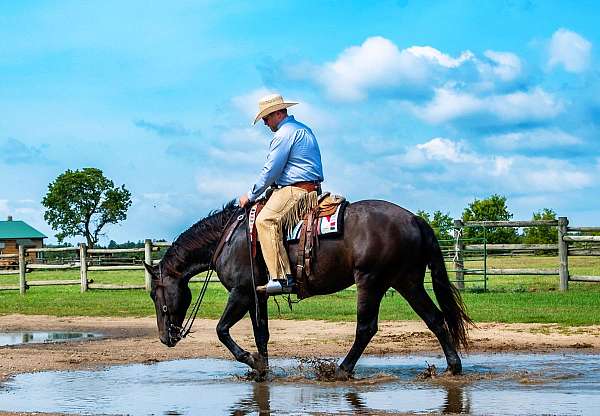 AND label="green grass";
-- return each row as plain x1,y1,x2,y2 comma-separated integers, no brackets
1,256,599,325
